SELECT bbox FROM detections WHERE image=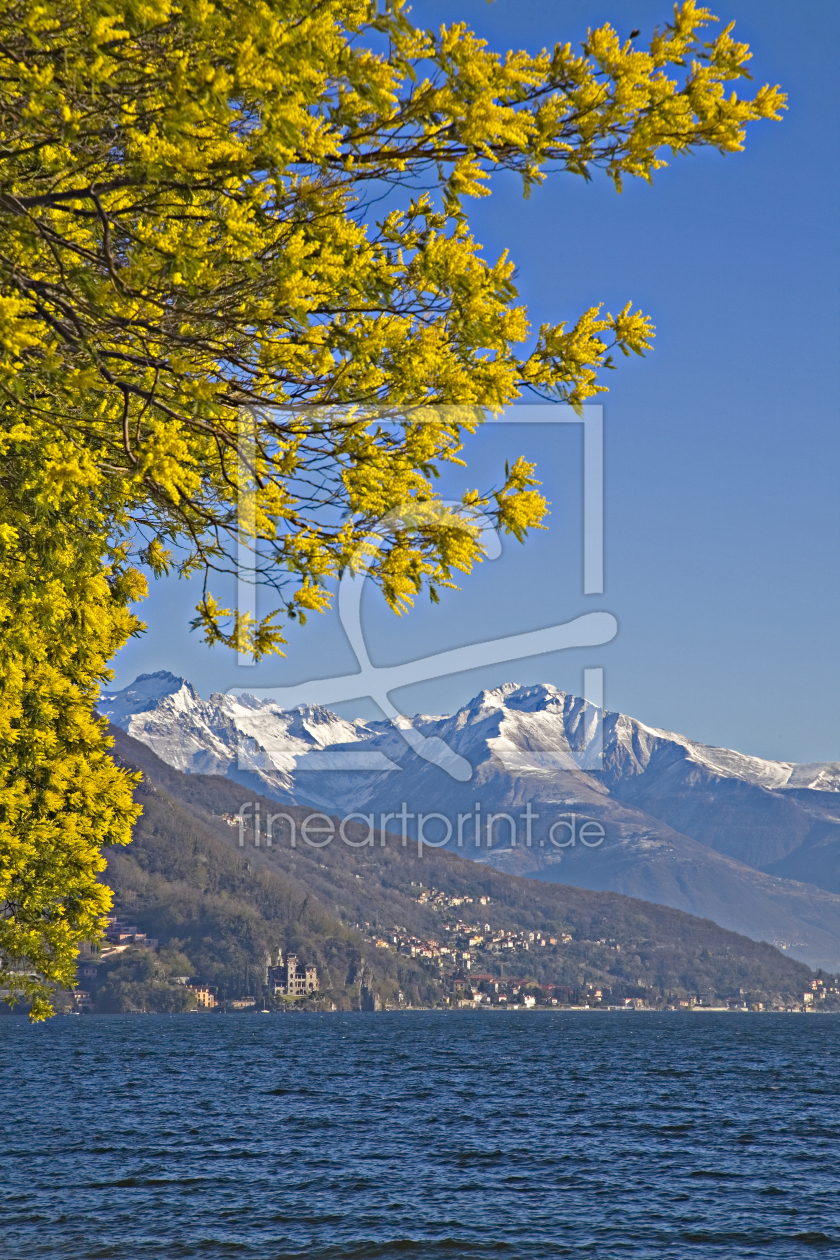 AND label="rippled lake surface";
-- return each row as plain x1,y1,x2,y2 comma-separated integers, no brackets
1,1011,840,1259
